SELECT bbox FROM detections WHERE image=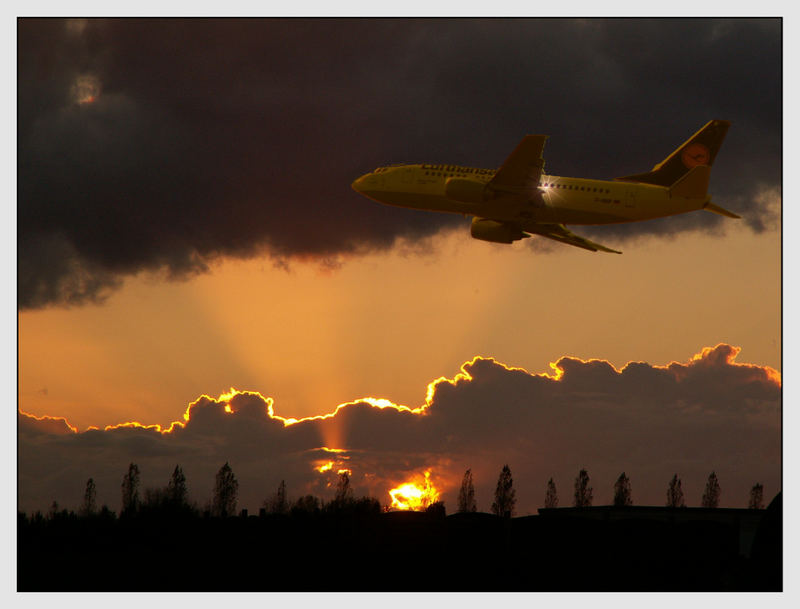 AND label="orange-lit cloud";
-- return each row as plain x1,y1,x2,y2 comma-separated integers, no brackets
683,344,781,384
102,420,184,434
312,447,351,477
315,461,334,473
18,345,780,515
18,411,78,435
69,357,531,438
